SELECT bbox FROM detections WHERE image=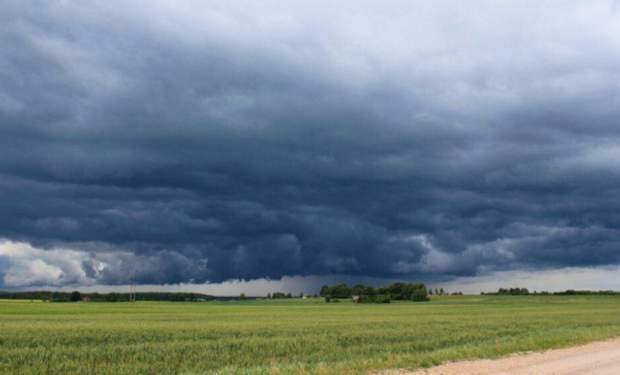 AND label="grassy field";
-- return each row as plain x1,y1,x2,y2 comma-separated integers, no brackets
1,296,619,375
